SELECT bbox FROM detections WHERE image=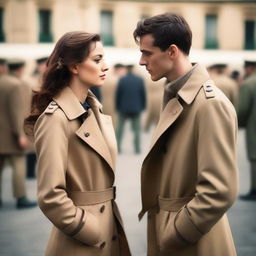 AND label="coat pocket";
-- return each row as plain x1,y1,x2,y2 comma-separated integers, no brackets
156,196,193,253
72,209,100,246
